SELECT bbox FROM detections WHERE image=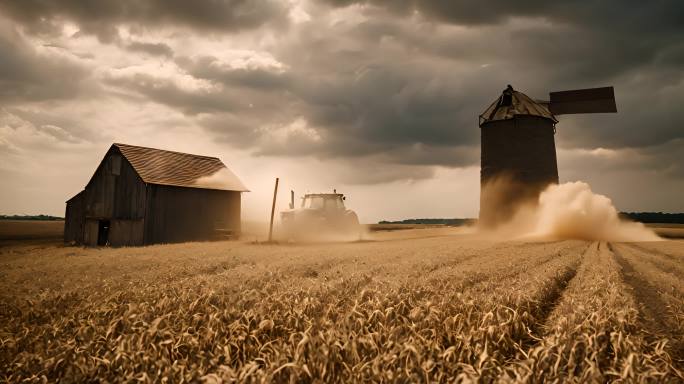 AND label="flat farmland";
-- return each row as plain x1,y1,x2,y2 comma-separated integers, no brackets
1,228,683,382
0,220,63,245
